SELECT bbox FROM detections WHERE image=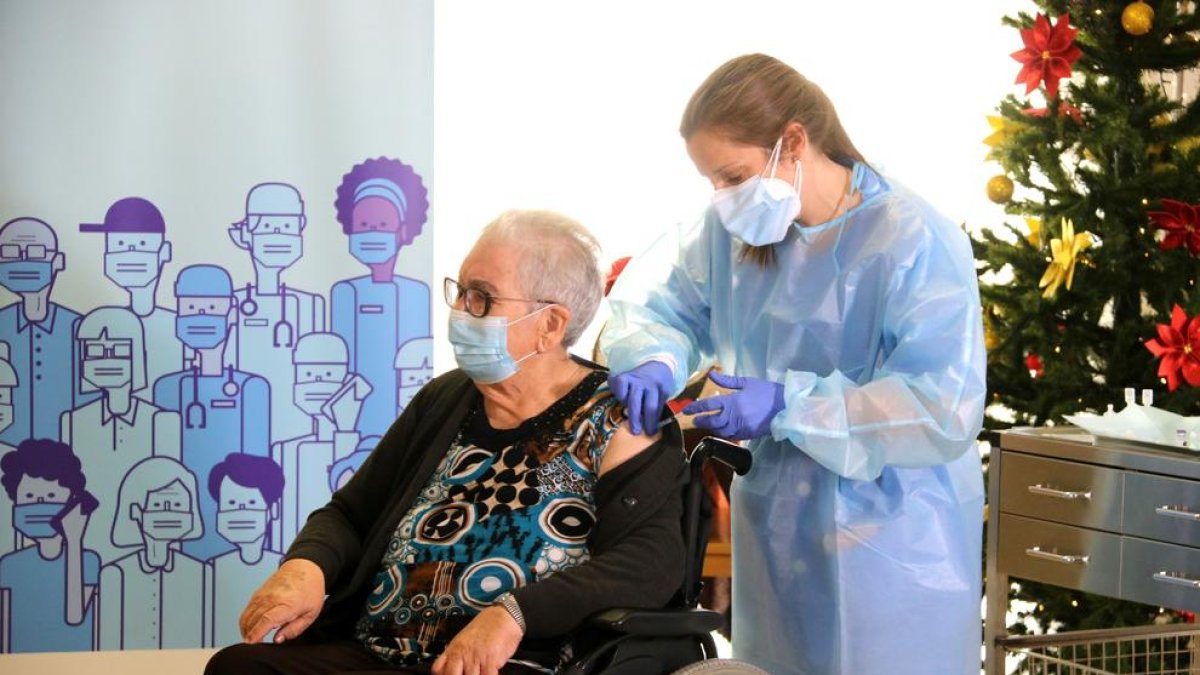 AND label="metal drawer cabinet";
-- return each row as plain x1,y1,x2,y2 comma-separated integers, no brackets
986,428,1200,675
